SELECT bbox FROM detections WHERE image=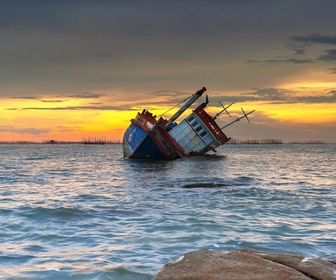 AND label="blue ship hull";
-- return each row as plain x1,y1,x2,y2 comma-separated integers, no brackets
123,123,165,159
